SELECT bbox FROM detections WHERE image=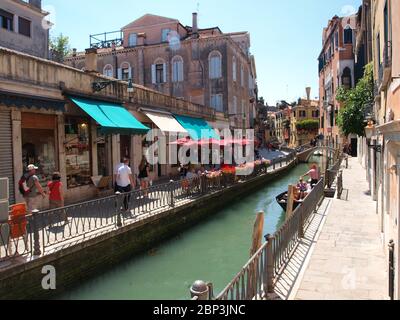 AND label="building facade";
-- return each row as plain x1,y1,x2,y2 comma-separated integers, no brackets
356,0,400,300
0,0,50,58
64,13,257,130
0,47,218,208
290,92,320,148
318,14,358,149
